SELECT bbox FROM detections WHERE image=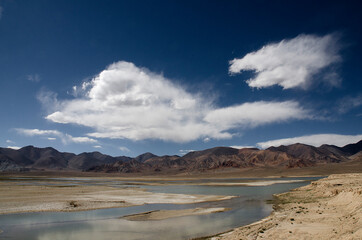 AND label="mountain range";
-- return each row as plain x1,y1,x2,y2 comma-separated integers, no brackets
1,140,361,173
